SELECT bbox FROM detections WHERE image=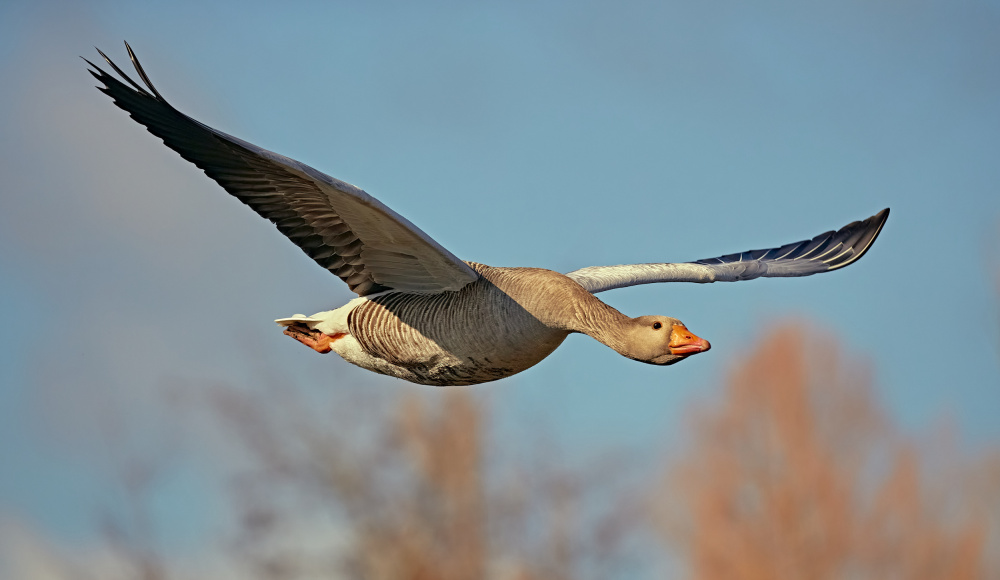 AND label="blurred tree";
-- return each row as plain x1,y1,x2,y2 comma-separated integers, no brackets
655,322,998,580
4,324,997,579
208,386,632,580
